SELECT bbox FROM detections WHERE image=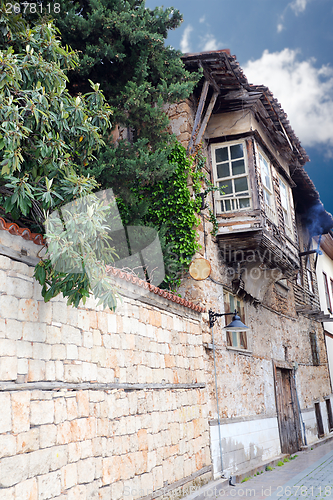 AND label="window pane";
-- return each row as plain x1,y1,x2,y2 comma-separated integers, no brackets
216,147,228,163
217,163,230,179
232,159,245,176
263,190,271,206
230,144,243,160
260,155,271,190
220,181,232,194
234,177,248,193
240,332,247,350
230,294,235,312
279,180,288,210
232,332,238,347
239,198,250,209
224,199,232,211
